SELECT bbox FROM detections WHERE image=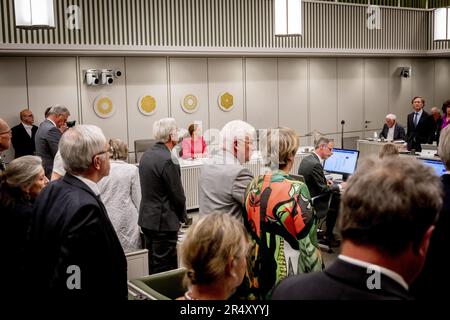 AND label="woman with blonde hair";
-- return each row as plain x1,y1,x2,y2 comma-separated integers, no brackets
379,143,399,159
98,138,142,252
179,213,250,300
243,127,323,300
